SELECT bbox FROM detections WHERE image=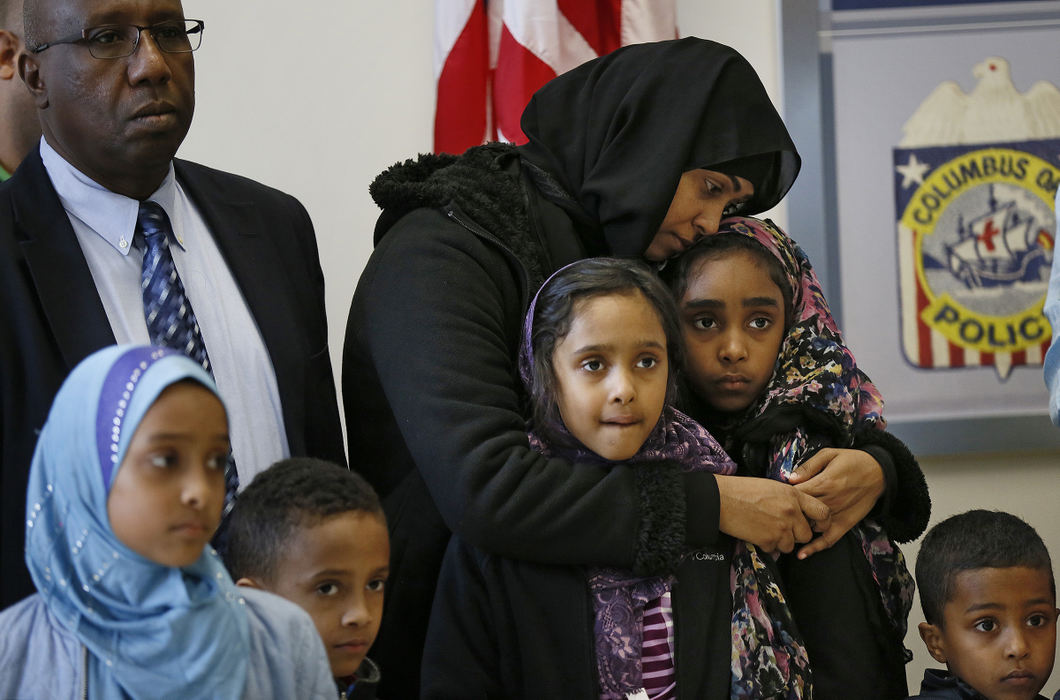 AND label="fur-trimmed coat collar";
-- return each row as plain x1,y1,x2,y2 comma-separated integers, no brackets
369,144,550,291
